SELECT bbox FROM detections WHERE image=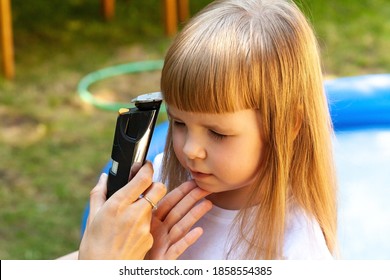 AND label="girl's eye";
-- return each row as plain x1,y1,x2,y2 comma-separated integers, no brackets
172,120,185,127
209,130,227,141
